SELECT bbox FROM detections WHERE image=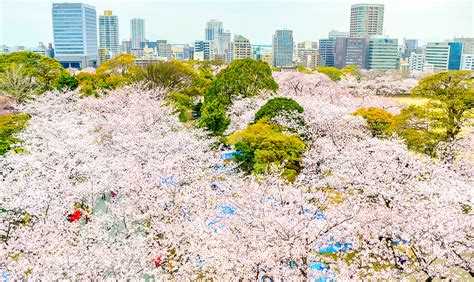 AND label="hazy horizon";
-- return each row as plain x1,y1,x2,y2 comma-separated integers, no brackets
1,0,473,48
